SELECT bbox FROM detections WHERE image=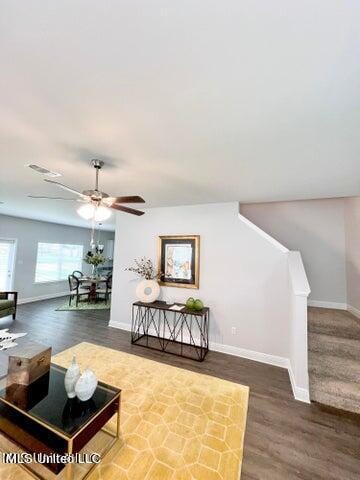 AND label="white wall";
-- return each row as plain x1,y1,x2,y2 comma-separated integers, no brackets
110,202,291,359
0,214,114,302
241,199,347,306
345,197,360,313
